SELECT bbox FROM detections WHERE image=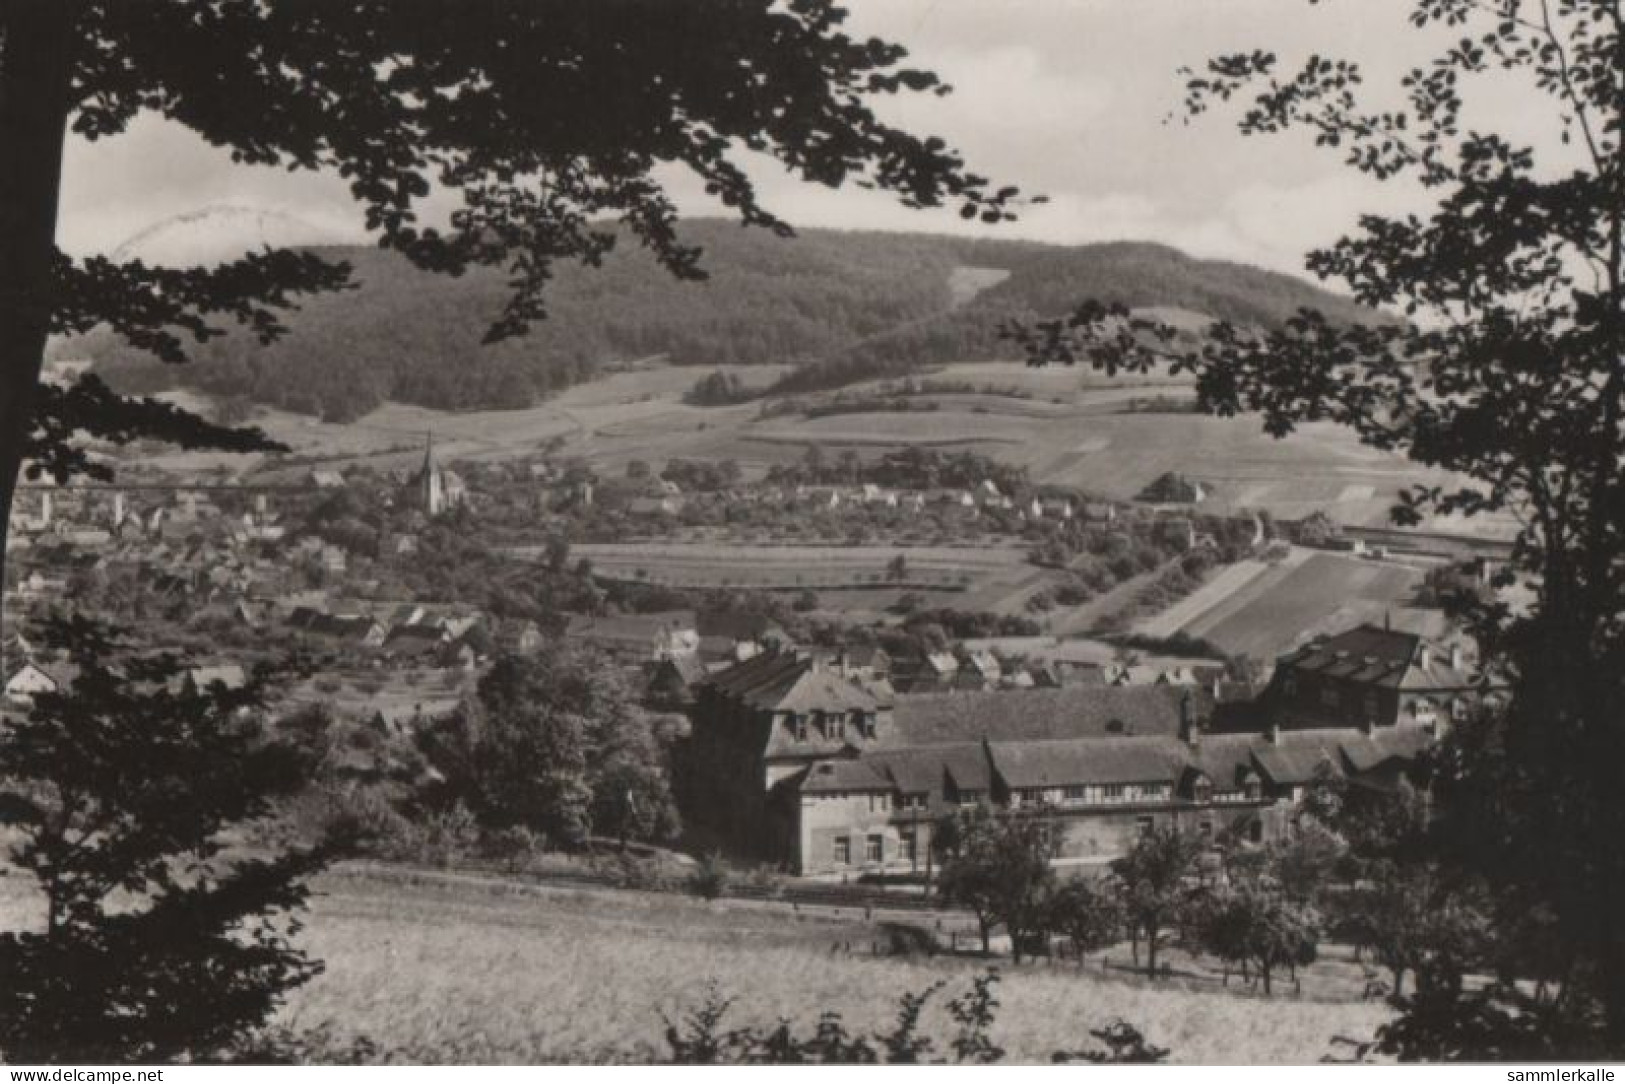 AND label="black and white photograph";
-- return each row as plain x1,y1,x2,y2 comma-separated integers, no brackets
0,0,1619,1069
